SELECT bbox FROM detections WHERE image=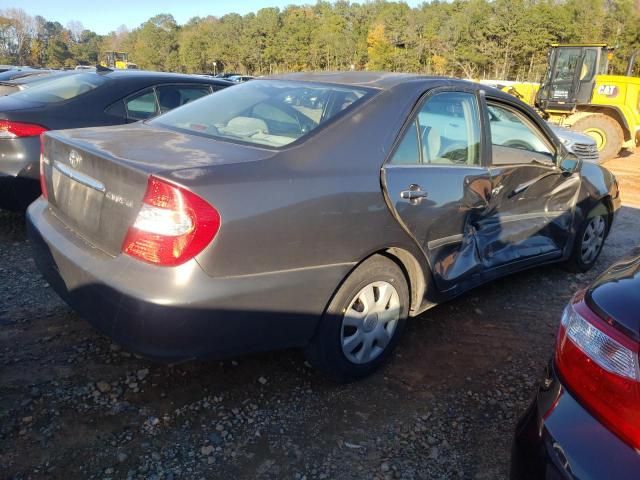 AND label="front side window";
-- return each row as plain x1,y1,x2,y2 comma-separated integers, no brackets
554,48,582,81
150,80,373,148
10,73,107,104
390,91,481,166
488,103,554,164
